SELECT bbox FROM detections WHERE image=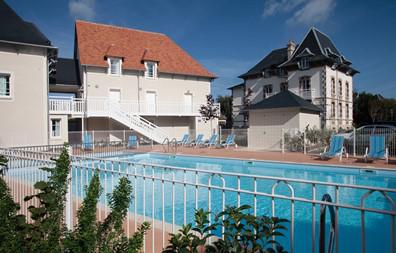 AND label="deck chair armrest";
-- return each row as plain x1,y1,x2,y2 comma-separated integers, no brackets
386,147,389,163
364,147,368,157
